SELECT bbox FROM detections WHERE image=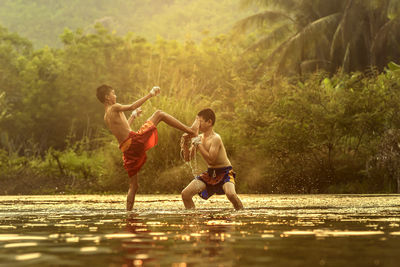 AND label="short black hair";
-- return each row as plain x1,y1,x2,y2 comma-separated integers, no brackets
96,84,113,103
197,108,216,125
